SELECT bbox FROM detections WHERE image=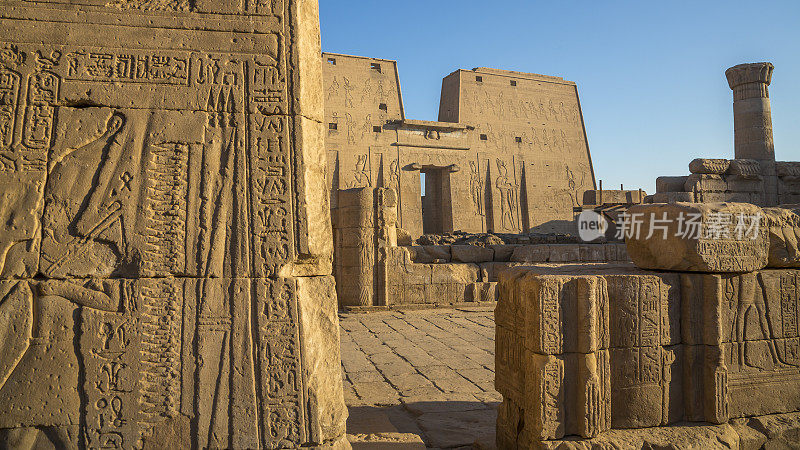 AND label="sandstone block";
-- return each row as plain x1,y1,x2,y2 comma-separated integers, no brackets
763,207,800,267
549,244,581,263
726,175,764,193
652,191,694,203
656,176,690,193
510,245,551,262
729,159,763,178
408,245,451,263
777,162,800,177
430,263,479,284
625,203,769,272
688,158,731,175
490,244,516,262
451,245,495,263
685,173,727,192
497,265,800,448
579,244,607,262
